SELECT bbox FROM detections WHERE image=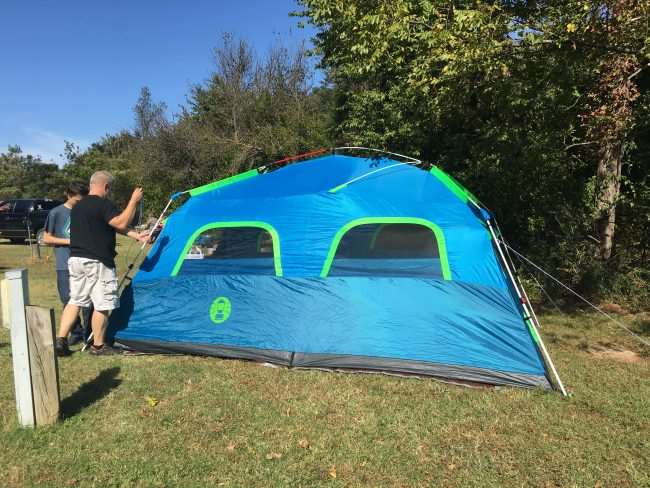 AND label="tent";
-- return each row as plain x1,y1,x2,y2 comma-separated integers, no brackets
110,149,564,392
